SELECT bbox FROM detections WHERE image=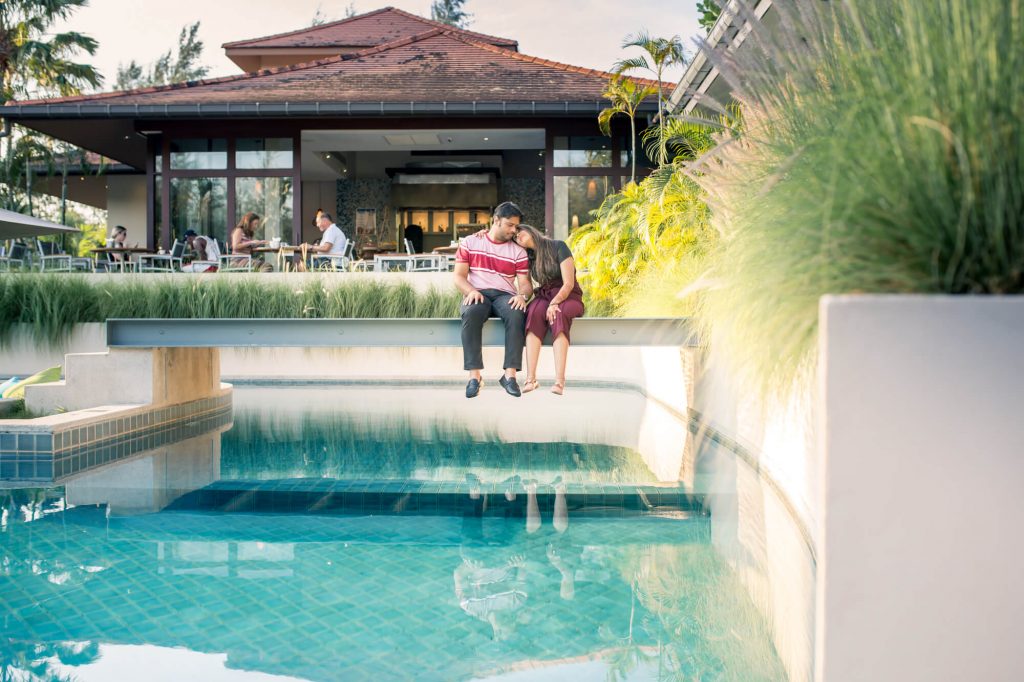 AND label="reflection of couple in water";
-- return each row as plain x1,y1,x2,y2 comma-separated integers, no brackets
455,202,585,398
454,475,587,641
